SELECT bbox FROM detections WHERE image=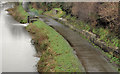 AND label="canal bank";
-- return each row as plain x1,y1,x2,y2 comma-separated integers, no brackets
26,20,85,72
5,2,118,72
6,3,85,72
